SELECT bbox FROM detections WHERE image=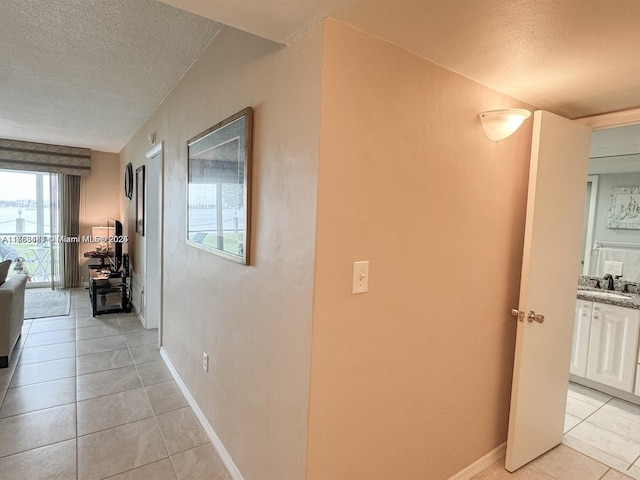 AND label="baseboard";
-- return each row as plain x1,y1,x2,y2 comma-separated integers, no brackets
448,443,506,480
160,348,244,480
